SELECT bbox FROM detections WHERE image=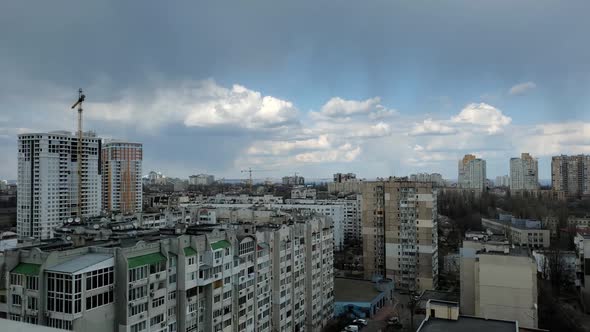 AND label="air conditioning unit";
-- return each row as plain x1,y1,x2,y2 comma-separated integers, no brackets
150,291,155,297
139,314,144,319
161,322,166,328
